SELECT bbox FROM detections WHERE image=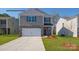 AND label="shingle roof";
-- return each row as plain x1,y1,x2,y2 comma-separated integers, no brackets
61,16,76,21
20,8,51,16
